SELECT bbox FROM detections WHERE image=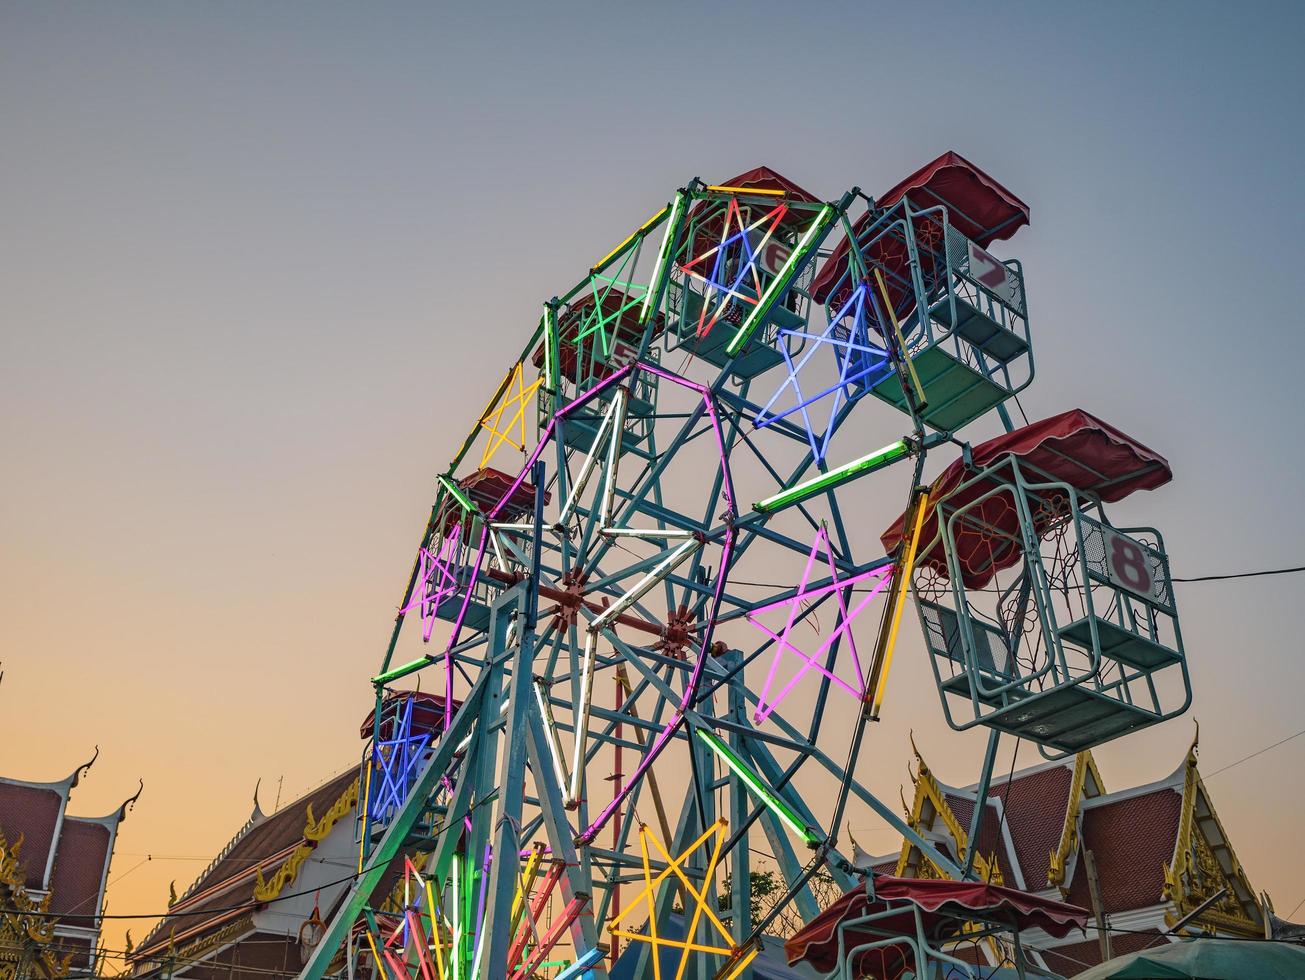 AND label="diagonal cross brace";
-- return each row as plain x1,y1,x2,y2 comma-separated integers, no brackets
300,672,492,980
